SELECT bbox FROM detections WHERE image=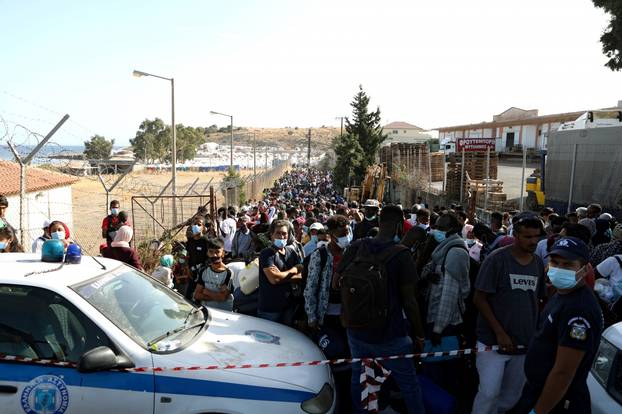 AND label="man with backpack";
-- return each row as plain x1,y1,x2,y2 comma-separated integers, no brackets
337,205,425,414
423,212,471,397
